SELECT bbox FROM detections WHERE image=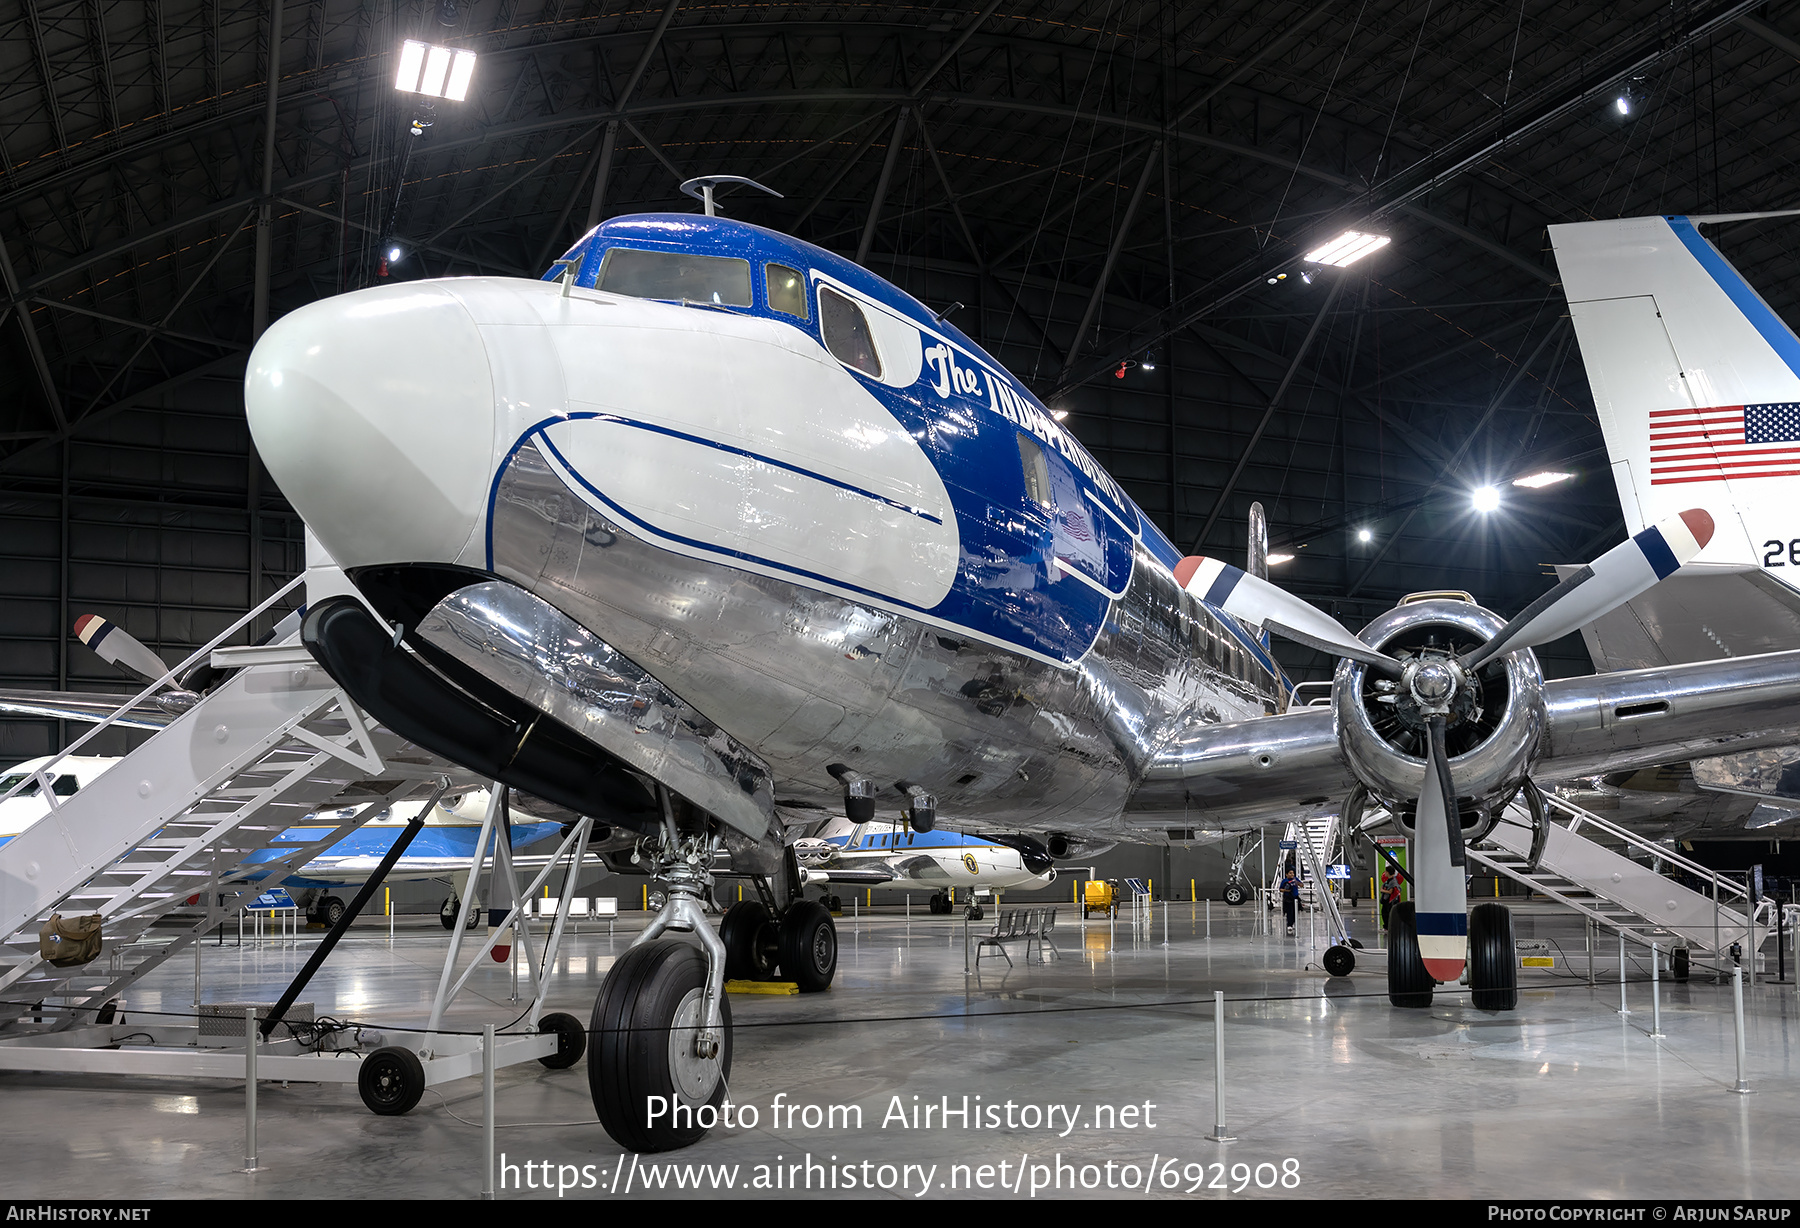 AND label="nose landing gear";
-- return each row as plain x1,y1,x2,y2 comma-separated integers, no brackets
591,813,733,1153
